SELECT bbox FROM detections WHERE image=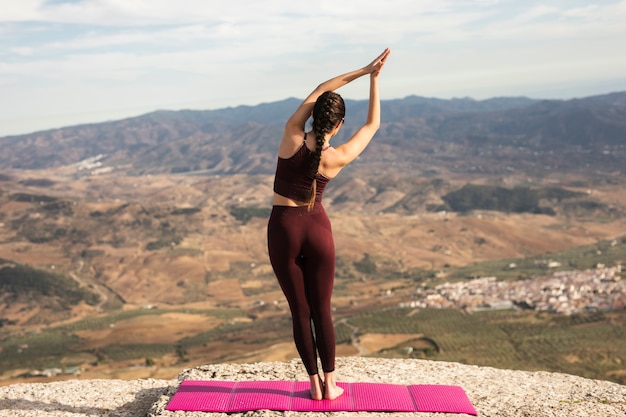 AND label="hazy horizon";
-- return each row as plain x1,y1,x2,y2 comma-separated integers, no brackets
2,0,626,136
3,88,626,139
